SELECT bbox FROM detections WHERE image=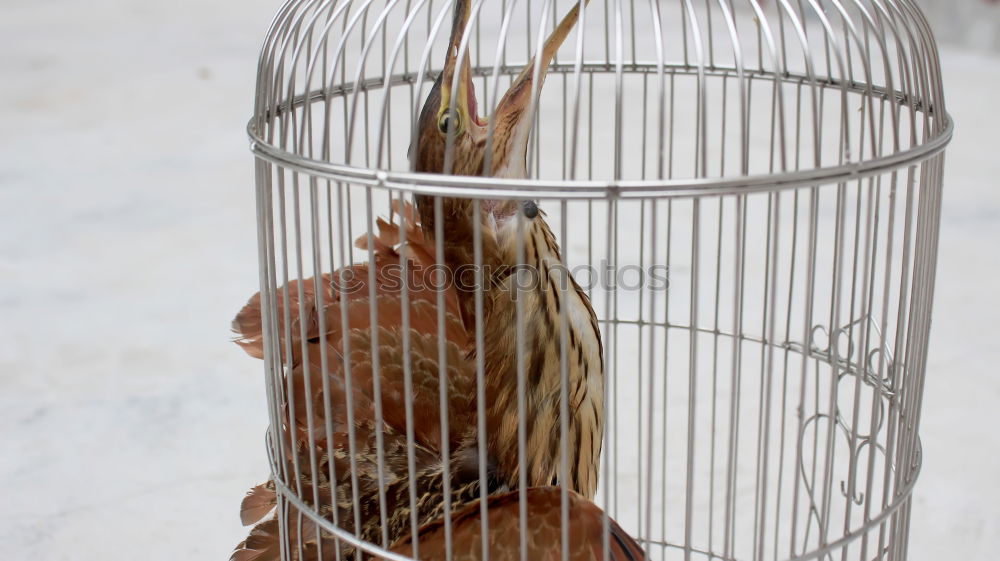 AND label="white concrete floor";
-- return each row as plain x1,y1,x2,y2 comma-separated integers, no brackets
1,1,997,560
